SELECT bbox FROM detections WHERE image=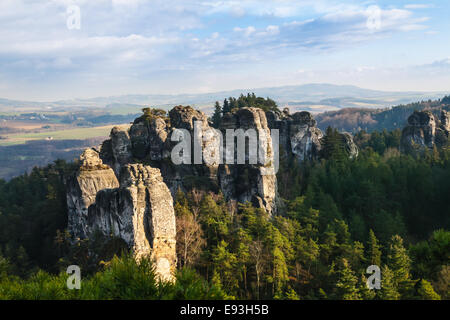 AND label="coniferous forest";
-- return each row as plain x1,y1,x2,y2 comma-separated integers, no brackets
0,102,449,300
